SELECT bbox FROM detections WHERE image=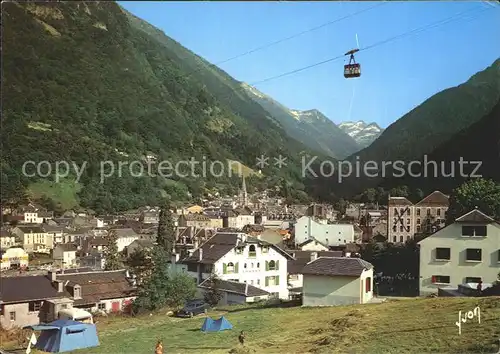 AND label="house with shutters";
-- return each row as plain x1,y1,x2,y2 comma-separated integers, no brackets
418,208,500,296
178,232,293,299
